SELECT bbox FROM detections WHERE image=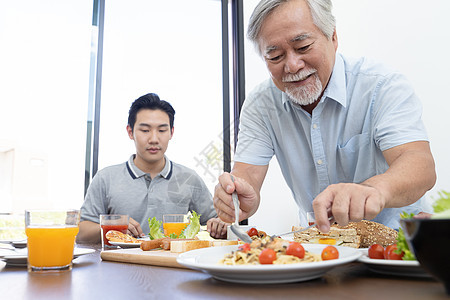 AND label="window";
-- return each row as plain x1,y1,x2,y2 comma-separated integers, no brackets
98,0,224,193
0,0,92,212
